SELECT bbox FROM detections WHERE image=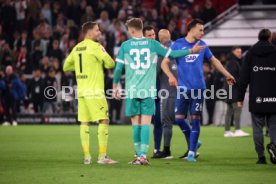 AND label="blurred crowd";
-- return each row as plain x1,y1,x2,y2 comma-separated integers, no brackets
0,0,237,124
